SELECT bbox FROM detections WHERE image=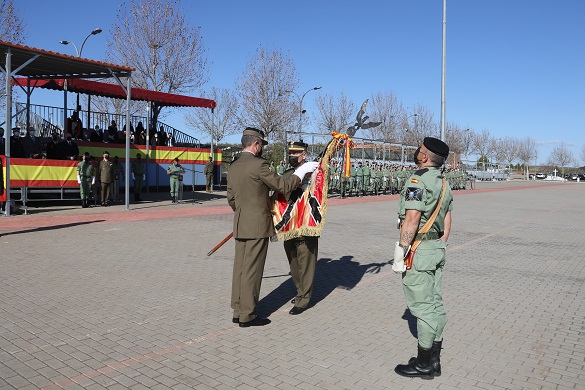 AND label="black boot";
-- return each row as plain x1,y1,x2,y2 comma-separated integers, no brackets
395,344,434,379
171,196,176,203
431,340,442,376
81,199,86,208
